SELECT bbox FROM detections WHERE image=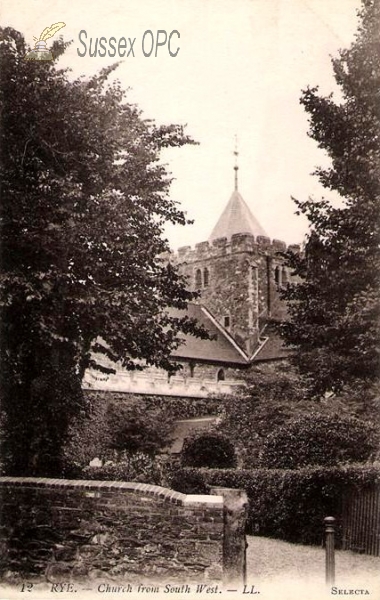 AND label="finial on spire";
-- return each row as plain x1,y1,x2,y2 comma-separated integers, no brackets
233,134,239,191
